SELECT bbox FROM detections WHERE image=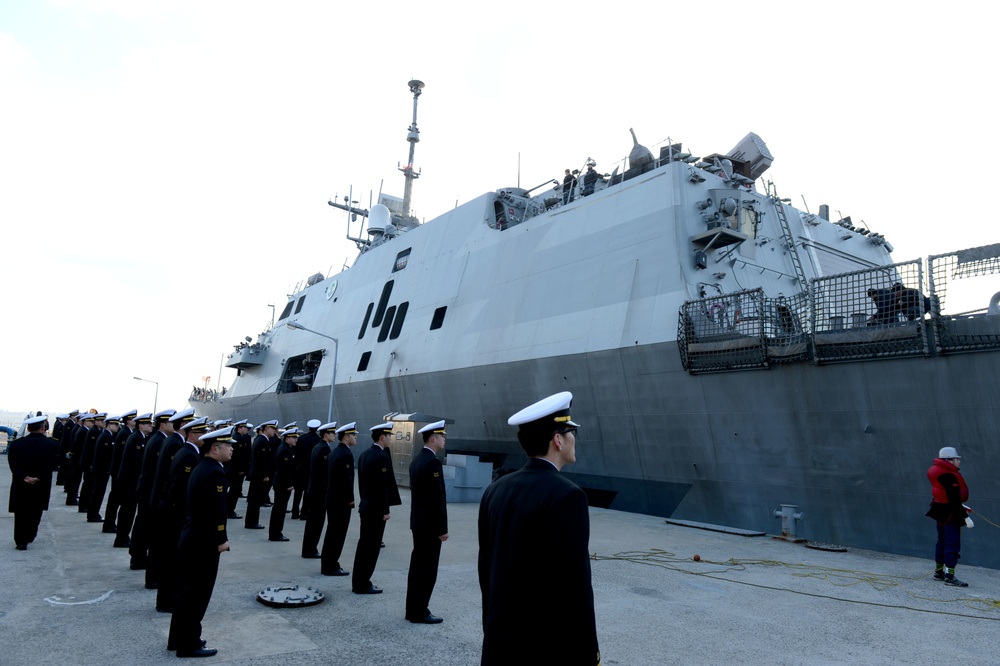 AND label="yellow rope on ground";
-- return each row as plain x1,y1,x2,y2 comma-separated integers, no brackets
592,548,1000,619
